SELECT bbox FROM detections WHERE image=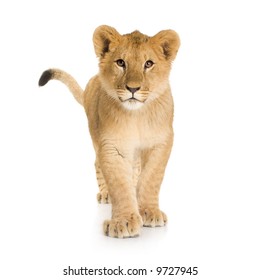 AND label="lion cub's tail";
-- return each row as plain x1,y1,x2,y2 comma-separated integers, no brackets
38,69,83,105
